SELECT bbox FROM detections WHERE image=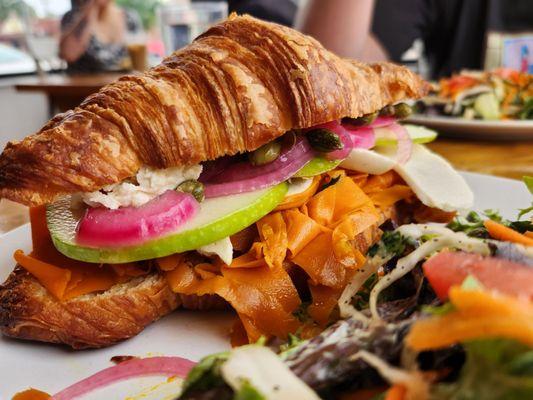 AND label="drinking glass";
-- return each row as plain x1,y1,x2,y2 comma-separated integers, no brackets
158,1,228,55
